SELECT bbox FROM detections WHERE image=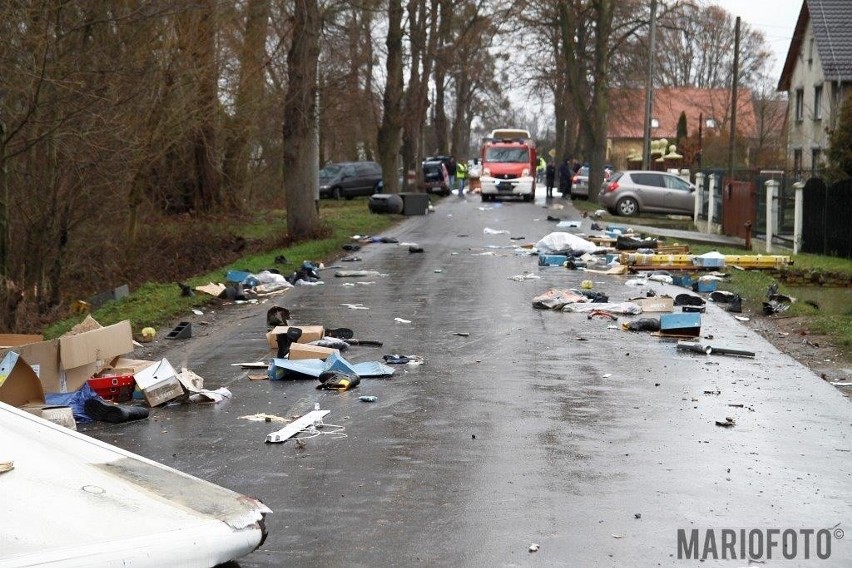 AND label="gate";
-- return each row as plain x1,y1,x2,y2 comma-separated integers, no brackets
721,179,756,239
802,177,852,258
